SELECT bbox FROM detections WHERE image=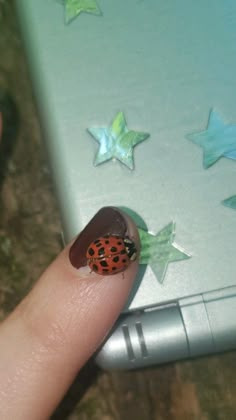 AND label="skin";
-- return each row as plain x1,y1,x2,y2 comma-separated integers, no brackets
0,115,140,419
